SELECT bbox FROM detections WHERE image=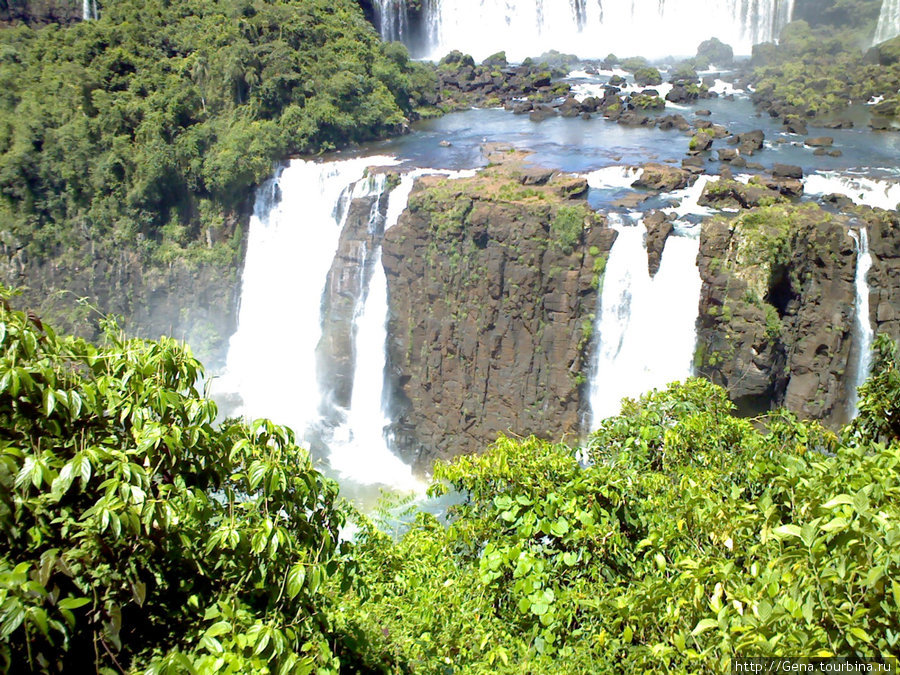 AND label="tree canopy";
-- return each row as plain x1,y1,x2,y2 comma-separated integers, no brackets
0,0,435,266
2,289,899,672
